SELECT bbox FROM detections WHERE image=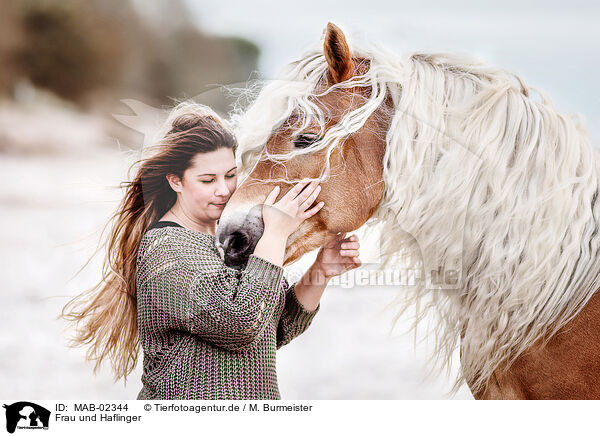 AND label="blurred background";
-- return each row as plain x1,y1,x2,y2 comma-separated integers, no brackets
1,0,598,400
